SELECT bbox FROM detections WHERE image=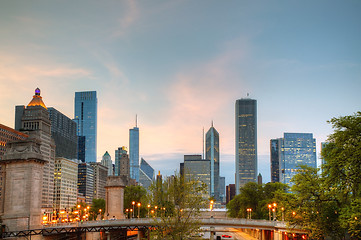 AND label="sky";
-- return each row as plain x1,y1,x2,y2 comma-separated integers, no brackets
0,0,360,186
